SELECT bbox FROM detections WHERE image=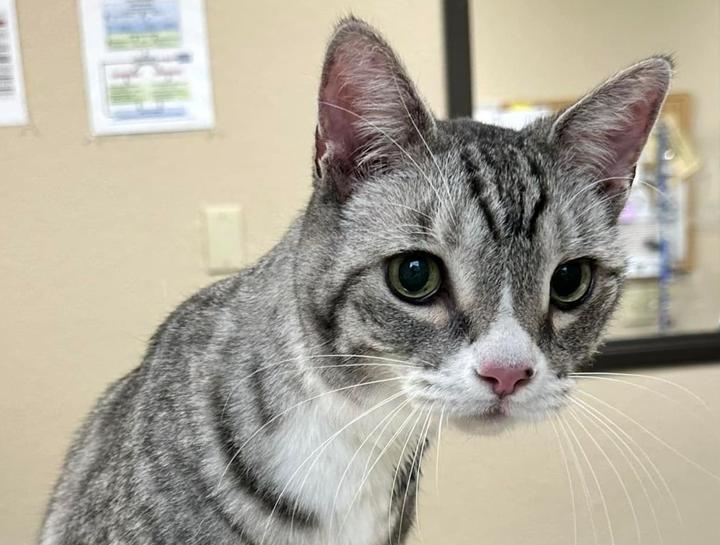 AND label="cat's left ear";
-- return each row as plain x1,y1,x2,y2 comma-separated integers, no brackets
315,18,435,201
549,56,672,215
